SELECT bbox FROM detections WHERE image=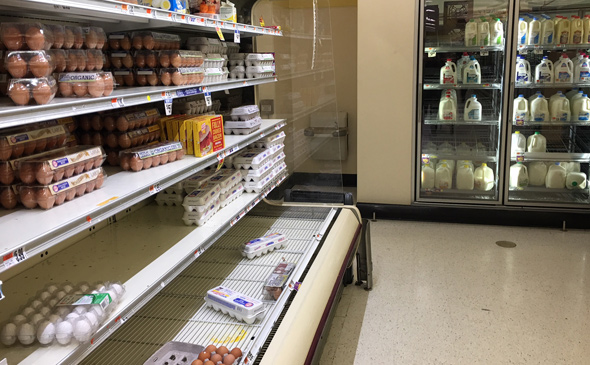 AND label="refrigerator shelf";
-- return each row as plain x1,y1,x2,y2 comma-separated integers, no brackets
511,152,590,162
517,44,590,52
424,119,500,126
424,83,502,90
512,121,590,127
420,188,497,199
509,185,589,194
514,83,590,89
422,152,498,162
424,45,505,53
509,188,590,204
